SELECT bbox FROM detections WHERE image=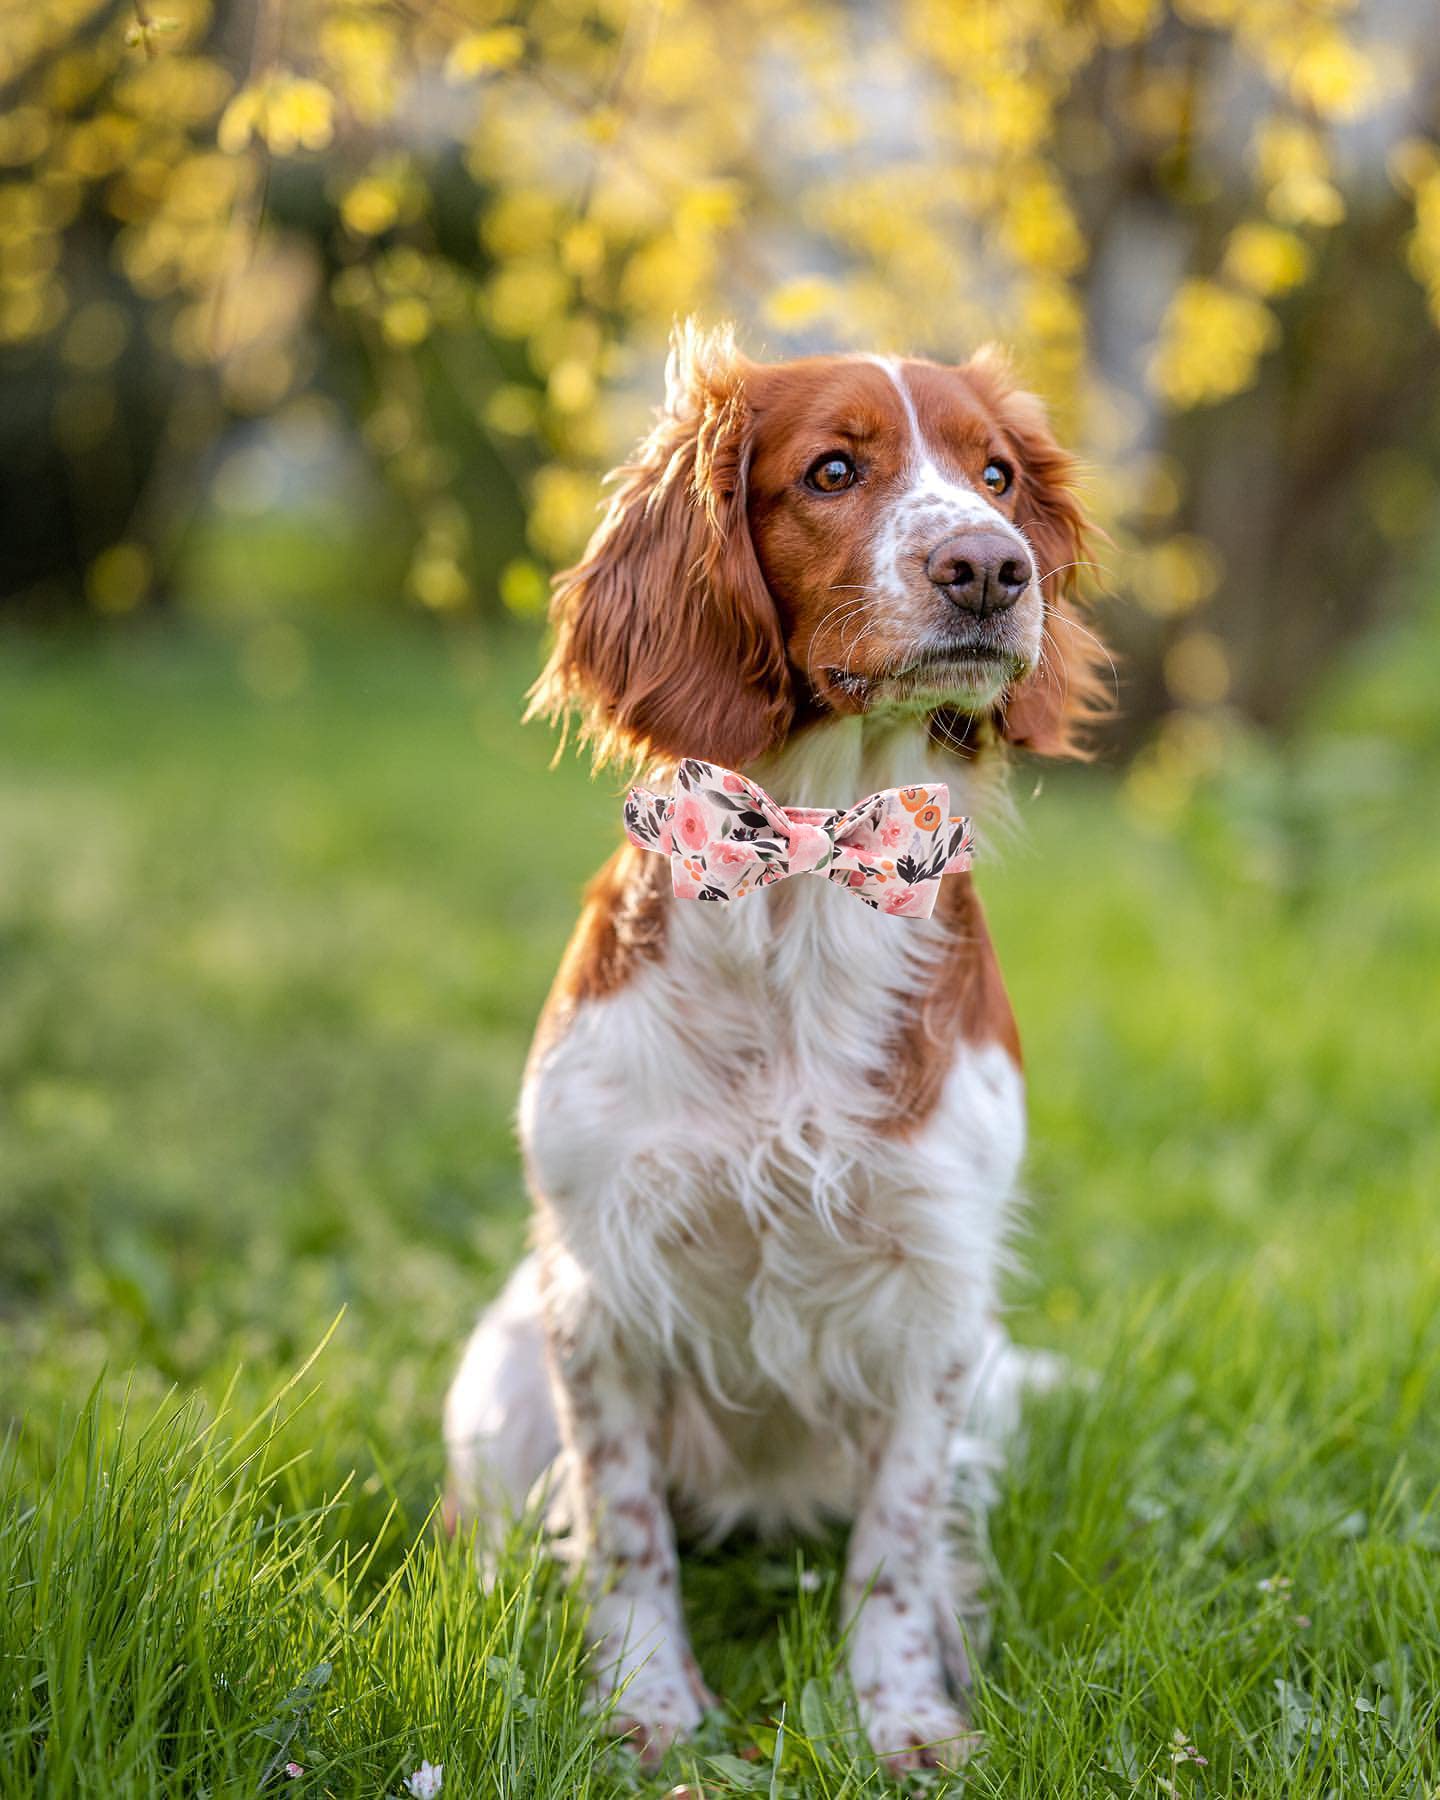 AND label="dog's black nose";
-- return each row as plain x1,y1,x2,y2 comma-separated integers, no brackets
926,531,1032,618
